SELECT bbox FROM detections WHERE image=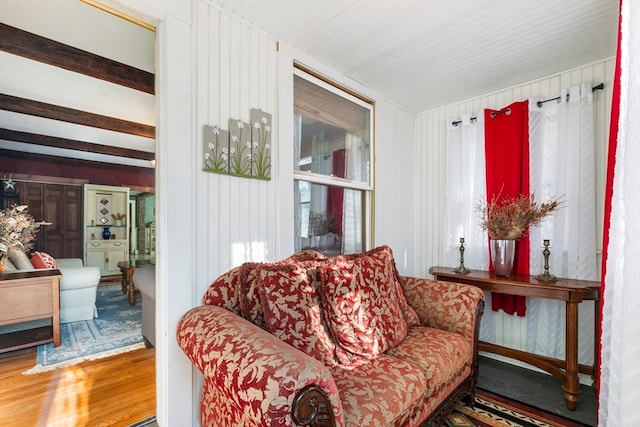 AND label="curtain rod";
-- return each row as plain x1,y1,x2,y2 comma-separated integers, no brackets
451,82,604,127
